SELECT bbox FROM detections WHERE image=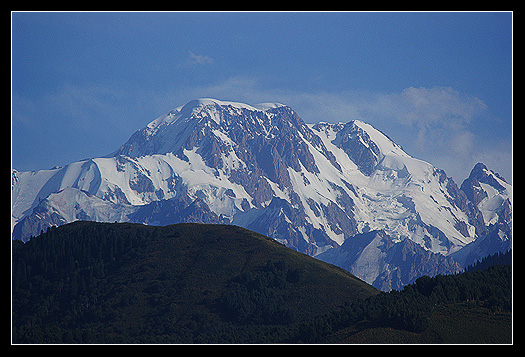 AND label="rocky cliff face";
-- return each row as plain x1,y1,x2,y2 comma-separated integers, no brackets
330,121,382,176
